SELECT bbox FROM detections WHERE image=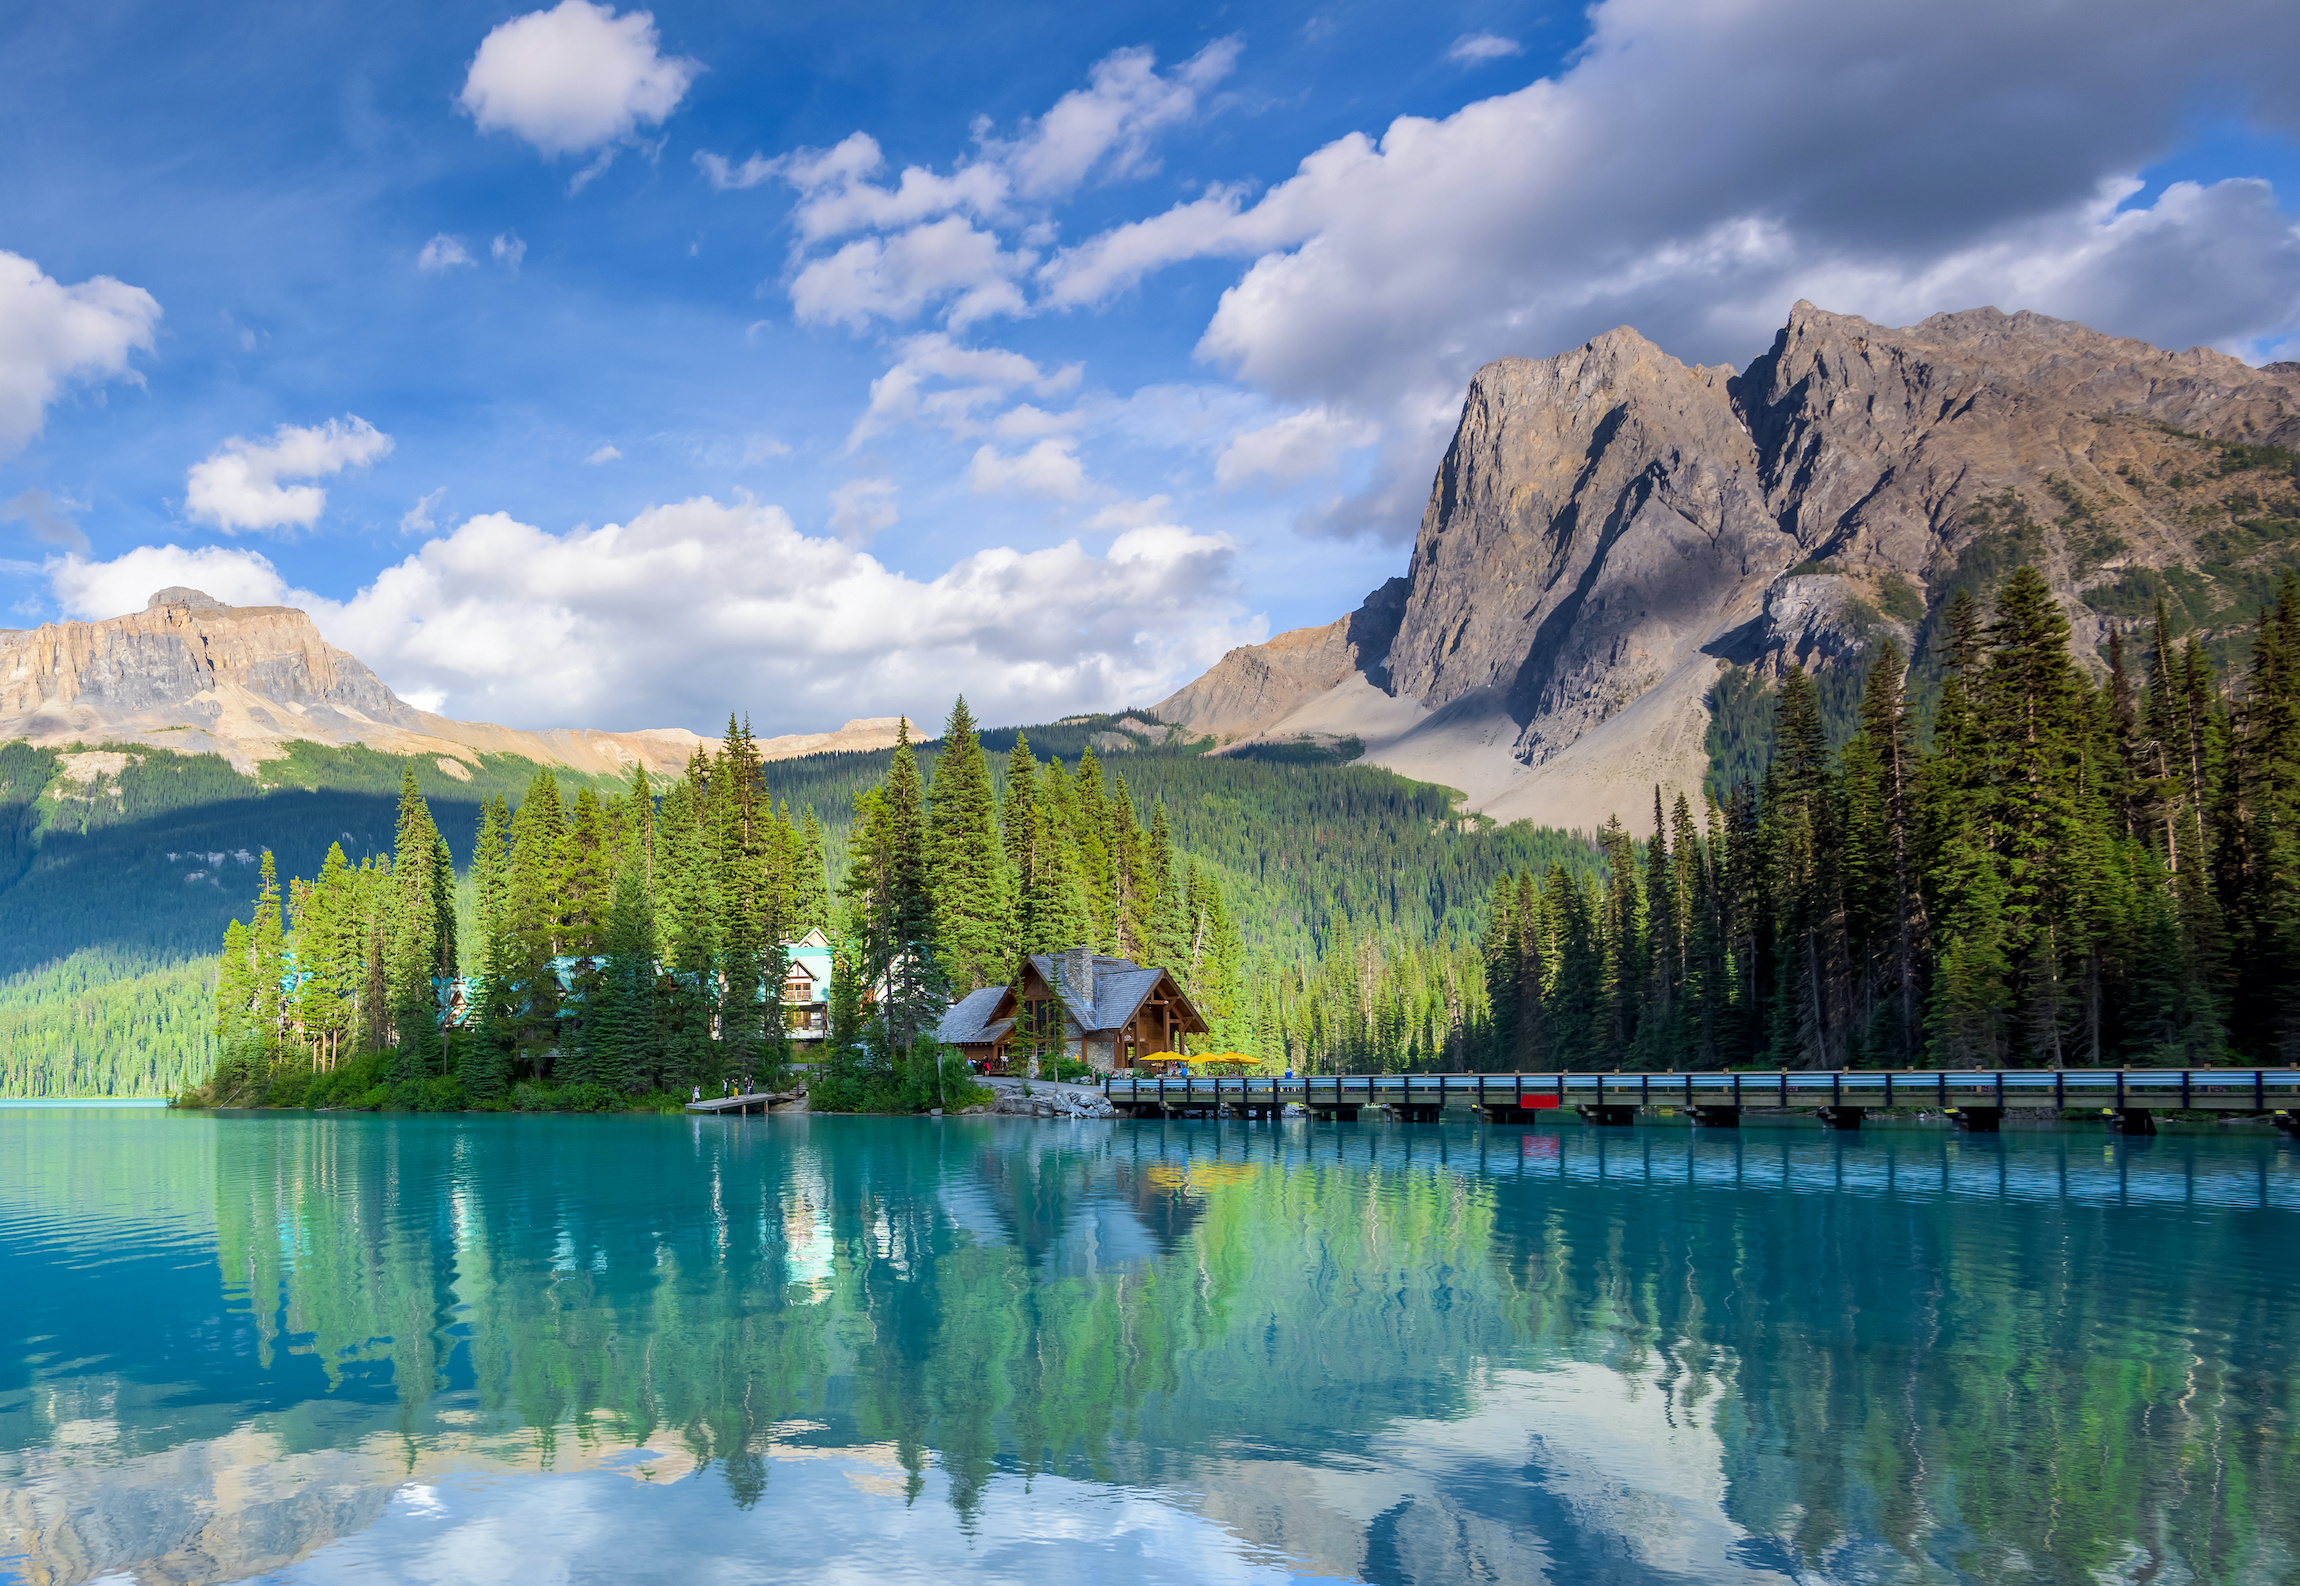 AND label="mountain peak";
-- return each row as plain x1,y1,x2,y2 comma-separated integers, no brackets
1158,300,2300,833
145,587,229,612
